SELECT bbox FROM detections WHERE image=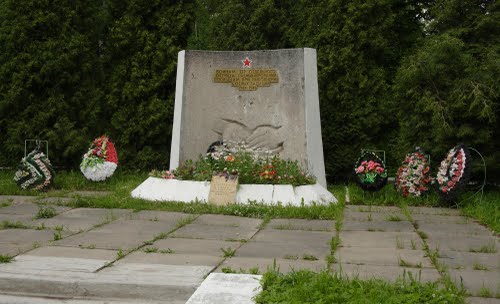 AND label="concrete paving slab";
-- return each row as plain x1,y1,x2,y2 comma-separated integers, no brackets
0,214,35,225
0,202,69,216
331,263,441,282
236,240,330,260
172,223,258,241
126,210,194,222
26,246,117,260
90,219,179,234
252,229,333,245
267,218,335,231
121,251,221,267
171,214,261,241
466,297,500,304
32,217,103,233
0,229,58,247
0,196,35,203
55,208,131,219
37,197,74,204
412,214,472,224
408,206,460,216
193,214,262,228
439,250,500,270
449,269,500,296
340,231,423,249
0,295,167,304
186,273,262,304
216,257,327,274
343,211,400,222
342,220,414,232
0,255,110,273
345,205,403,213
0,260,209,302
151,238,239,256
335,247,433,268
54,231,151,251
418,222,495,237
426,235,498,252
